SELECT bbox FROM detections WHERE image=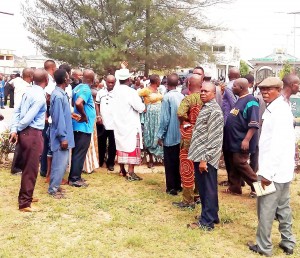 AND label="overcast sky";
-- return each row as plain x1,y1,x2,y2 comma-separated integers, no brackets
0,0,299,60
